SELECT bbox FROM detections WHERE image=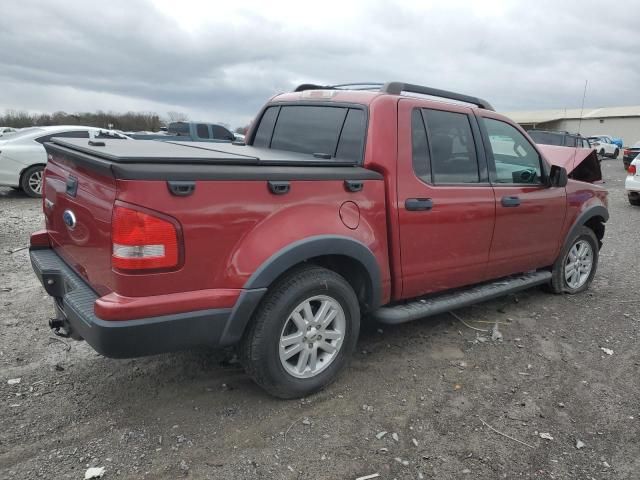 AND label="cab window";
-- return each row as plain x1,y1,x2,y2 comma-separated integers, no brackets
483,118,543,184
